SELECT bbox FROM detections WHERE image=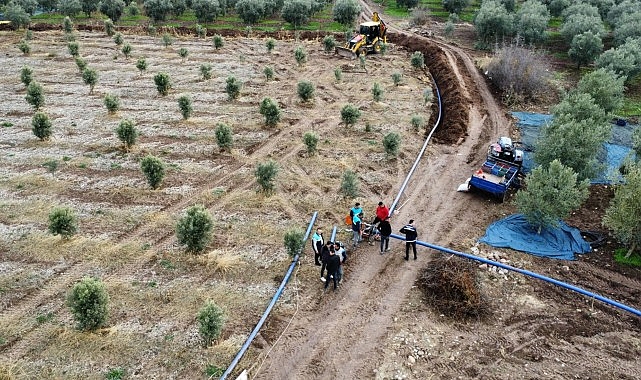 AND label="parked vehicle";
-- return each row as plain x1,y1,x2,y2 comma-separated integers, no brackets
468,137,523,202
